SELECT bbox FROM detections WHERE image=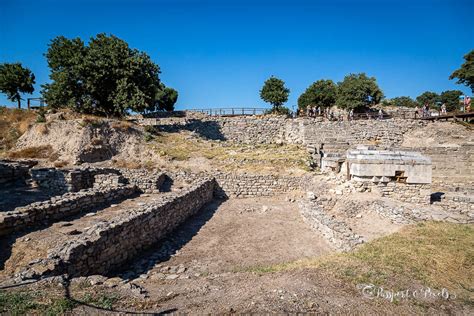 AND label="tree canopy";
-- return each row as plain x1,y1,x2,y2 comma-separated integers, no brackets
416,91,440,107
297,79,337,111
390,96,418,108
440,90,463,112
42,33,176,117
259,76,290,111
449,50,474,93
0,63,35,108
150,83,178,112
335,73,383,110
